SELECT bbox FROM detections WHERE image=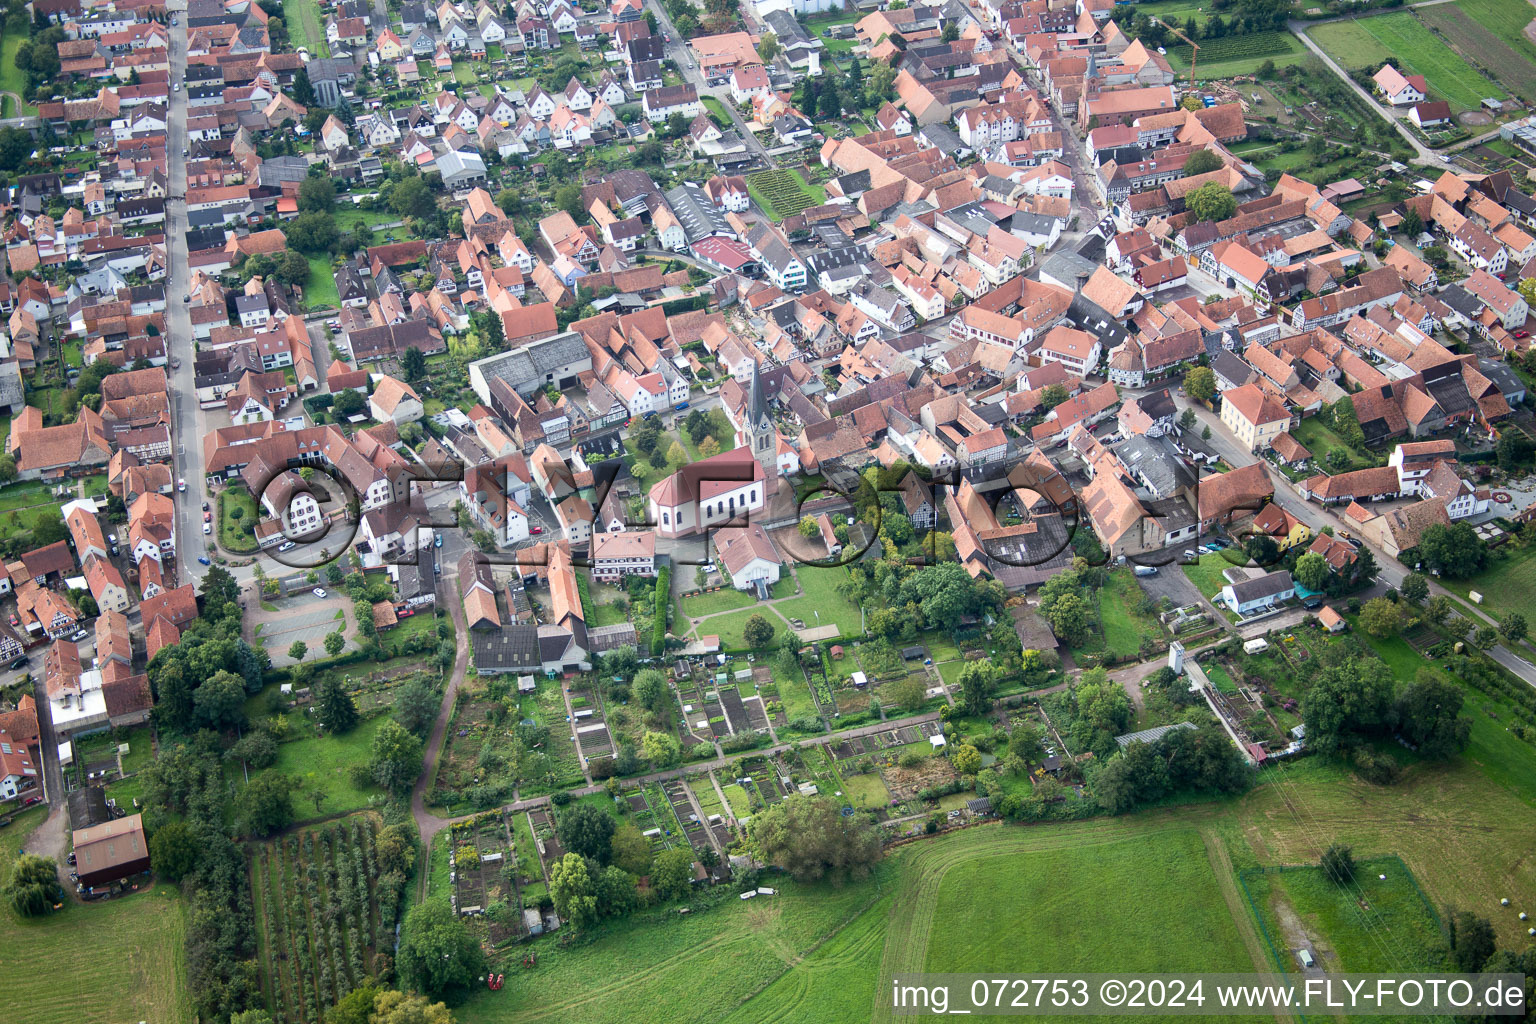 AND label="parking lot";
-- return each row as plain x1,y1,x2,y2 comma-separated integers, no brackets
244,591,357,667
